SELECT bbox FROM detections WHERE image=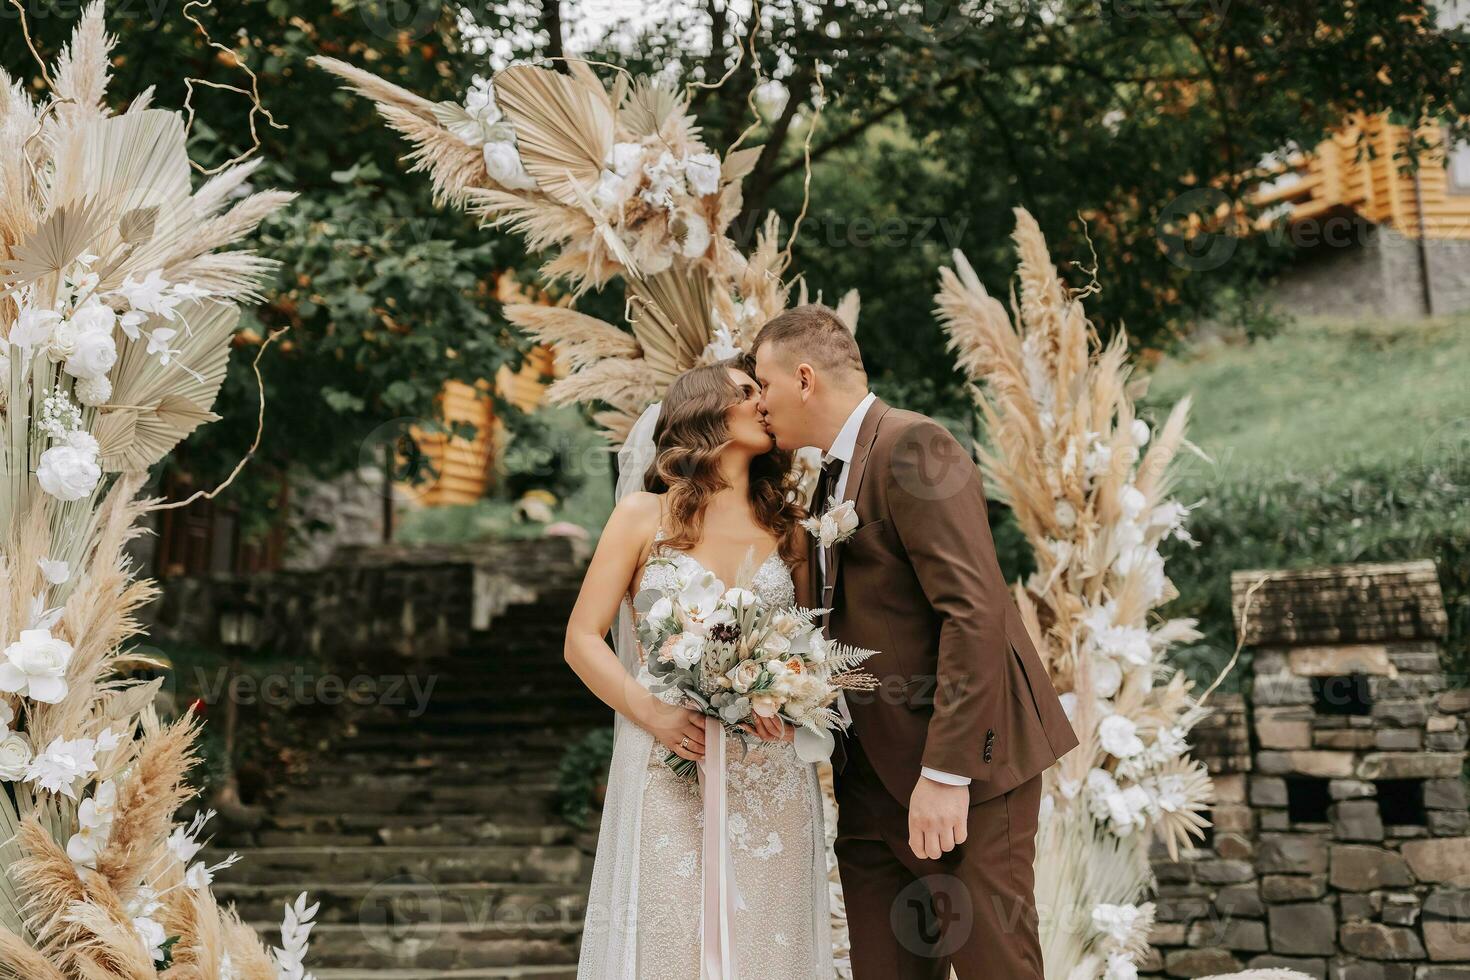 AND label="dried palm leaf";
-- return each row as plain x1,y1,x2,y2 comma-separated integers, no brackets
495,64,613,206
0,199,112,287
504,304,639,370
626,269,716,384
96,299,236,472
620,77,684,138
